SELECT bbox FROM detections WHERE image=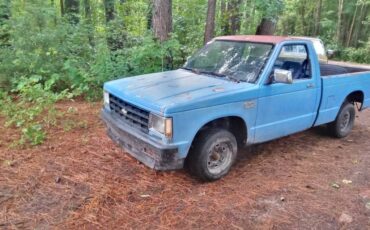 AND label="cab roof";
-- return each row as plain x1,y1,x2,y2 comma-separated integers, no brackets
214,35,319,44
